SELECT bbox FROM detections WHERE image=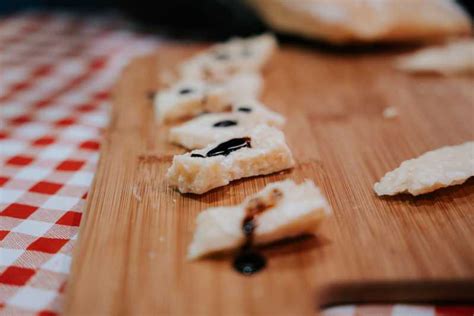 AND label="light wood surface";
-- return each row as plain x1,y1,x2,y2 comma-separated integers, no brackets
65,44,474,316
